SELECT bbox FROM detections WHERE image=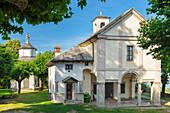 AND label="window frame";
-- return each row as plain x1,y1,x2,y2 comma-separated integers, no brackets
93,83,97,94
121,83,125,94
55,81,58,93
127,45,133,61
85,62,89,66
65,64,73,70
